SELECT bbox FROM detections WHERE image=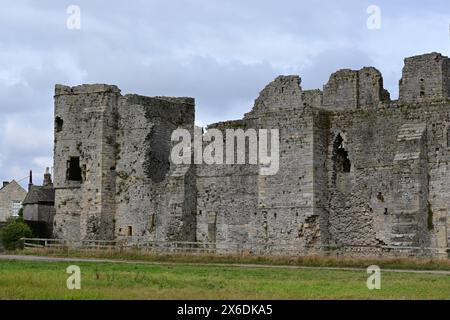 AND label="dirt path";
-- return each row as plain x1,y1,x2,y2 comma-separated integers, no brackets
1,254,450,275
